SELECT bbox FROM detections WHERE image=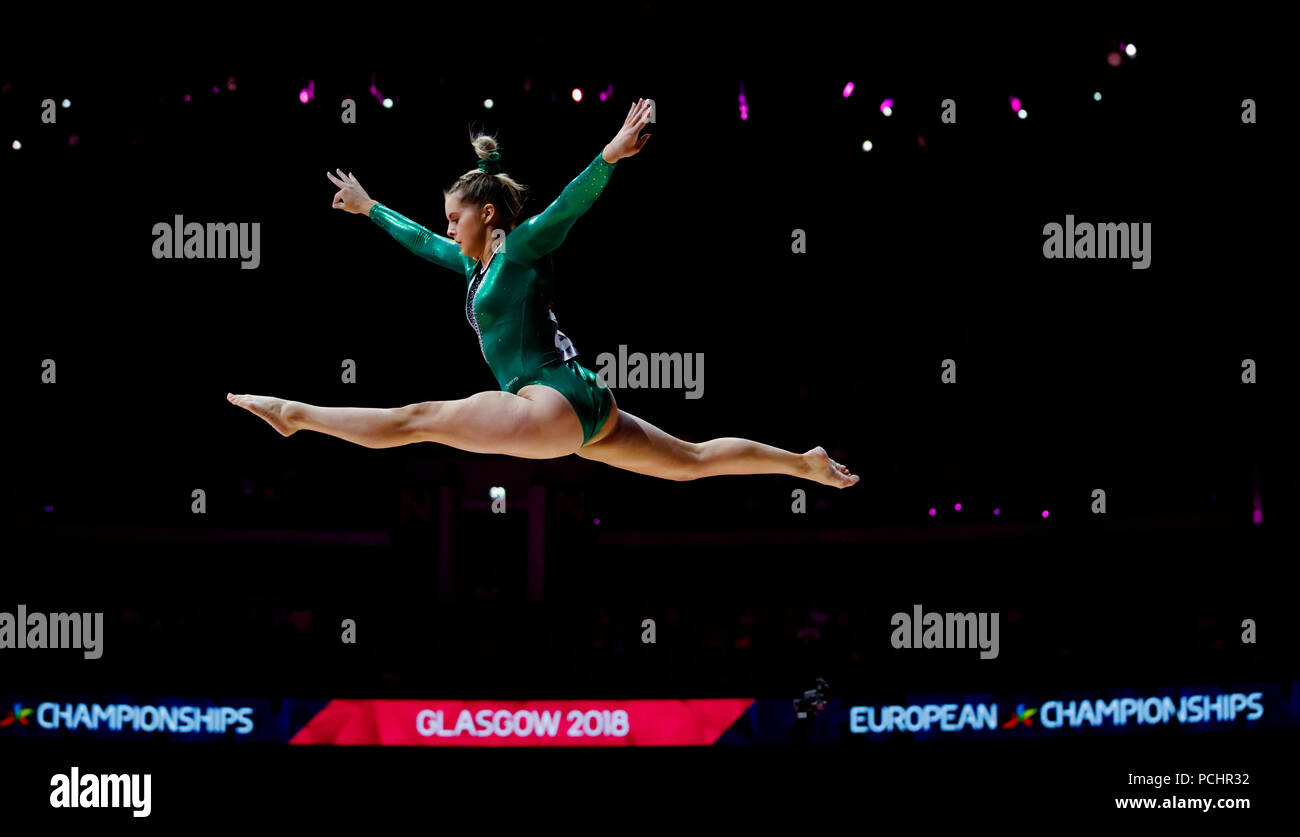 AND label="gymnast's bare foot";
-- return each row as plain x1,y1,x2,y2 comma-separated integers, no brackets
802,446,859,488
227,393,300,437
